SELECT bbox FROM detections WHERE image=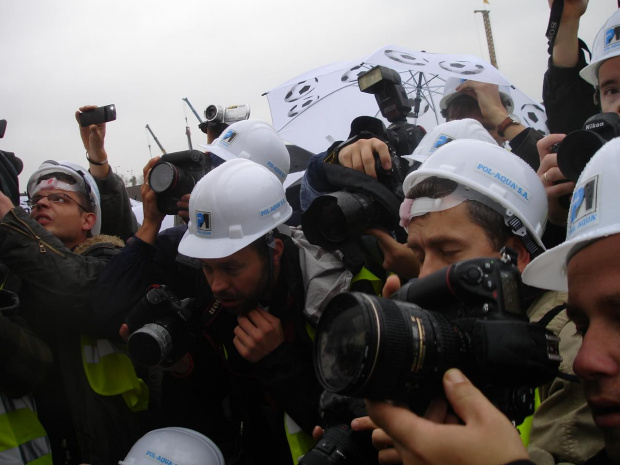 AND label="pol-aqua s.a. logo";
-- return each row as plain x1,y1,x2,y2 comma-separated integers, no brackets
569,176,599,237
429,134,455,154
195,210,212,236
219,129,239,147
604,24,620,51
